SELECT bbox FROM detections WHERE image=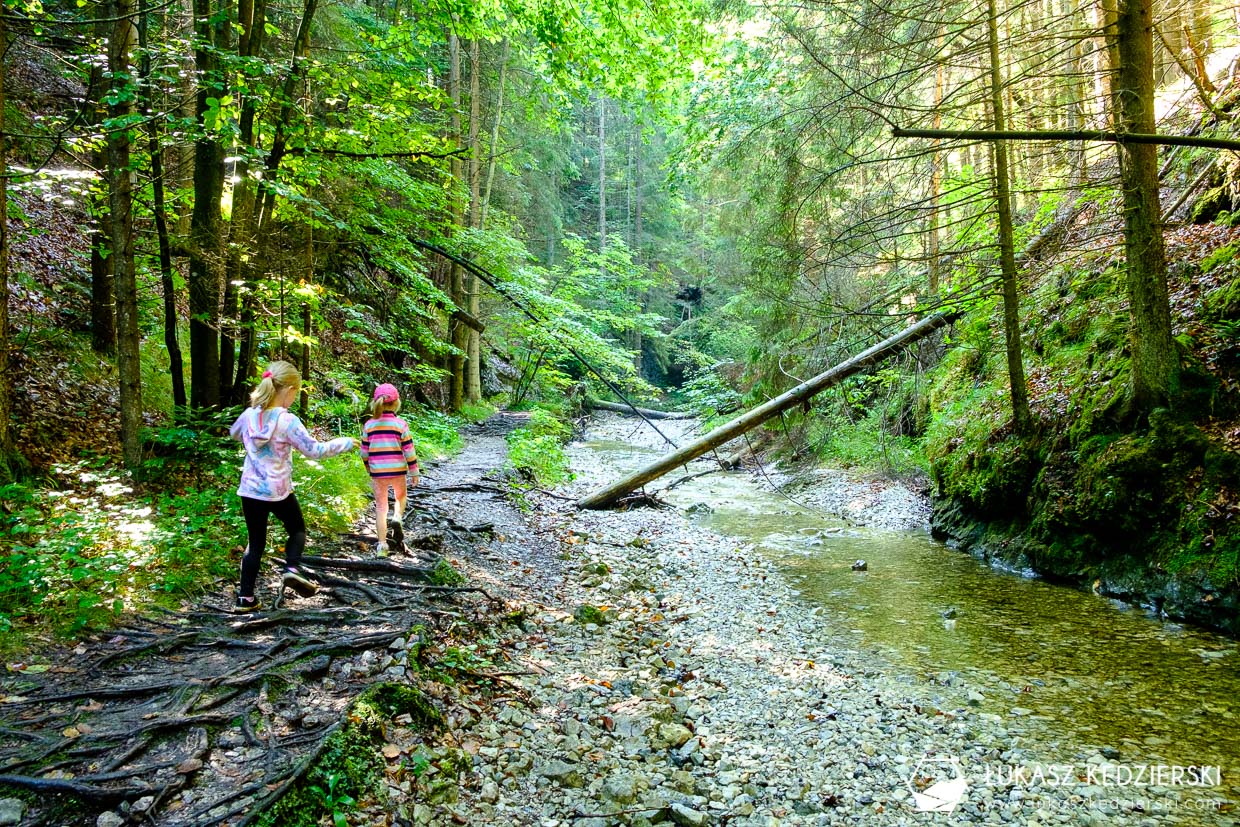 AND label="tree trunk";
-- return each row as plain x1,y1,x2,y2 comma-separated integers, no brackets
1113,0,1176,411
597,93,606,257
89,8,115,357
188,0,227,408
447,31,465,410
1096,0,1120,127
108,0,143,467
226,0,268,404
466,39,482,403
140,1,186,411
480,39,508,231
634,121,643,264
988,0,1032,434
927,35,944,294
90,231,114,355
300,225,312,416
0,10,12,466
